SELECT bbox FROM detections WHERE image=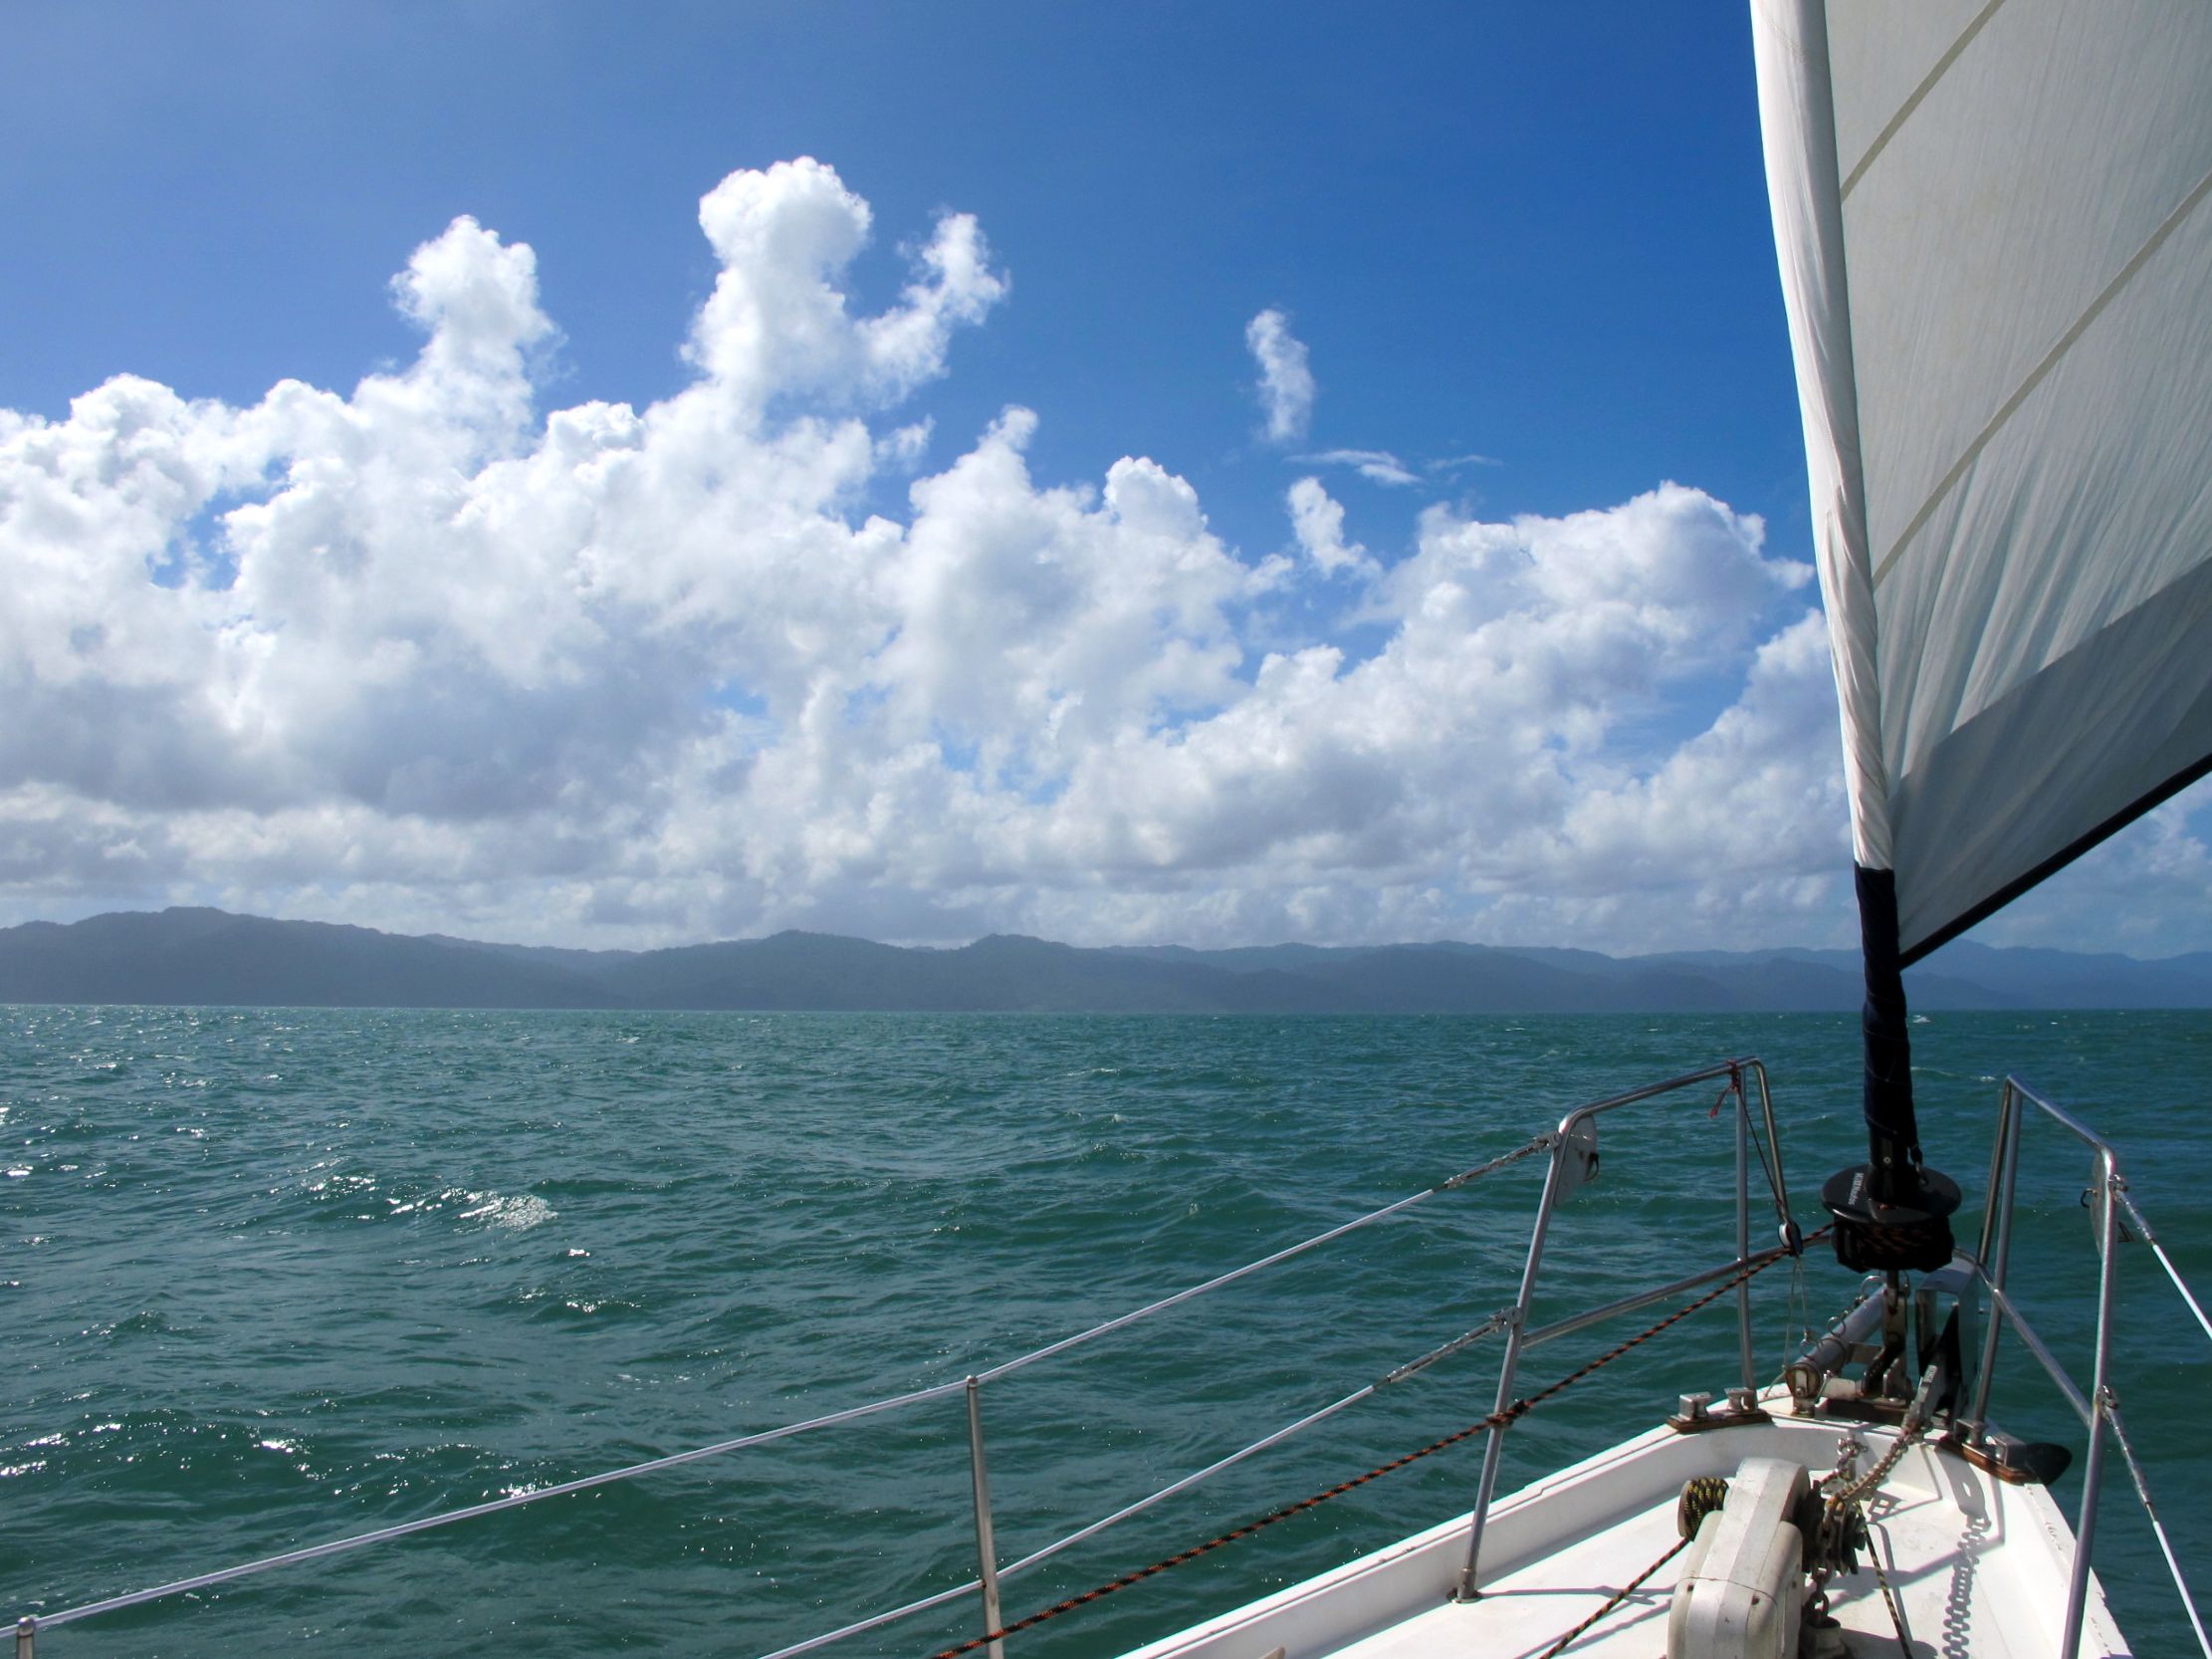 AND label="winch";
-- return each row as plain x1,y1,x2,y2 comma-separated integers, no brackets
1666,1456,1828,1659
